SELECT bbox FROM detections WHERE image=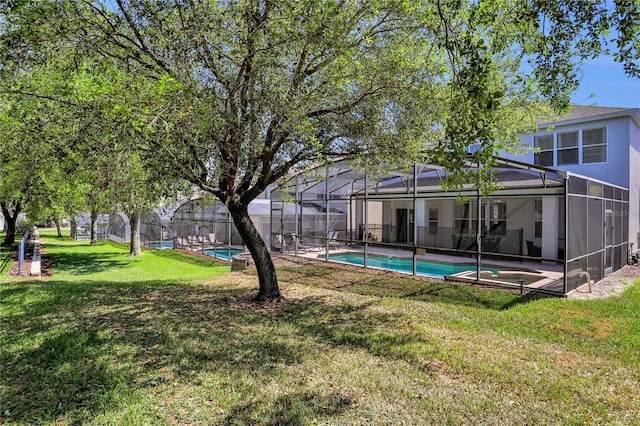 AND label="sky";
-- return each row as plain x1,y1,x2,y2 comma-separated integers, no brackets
570,55,640,108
